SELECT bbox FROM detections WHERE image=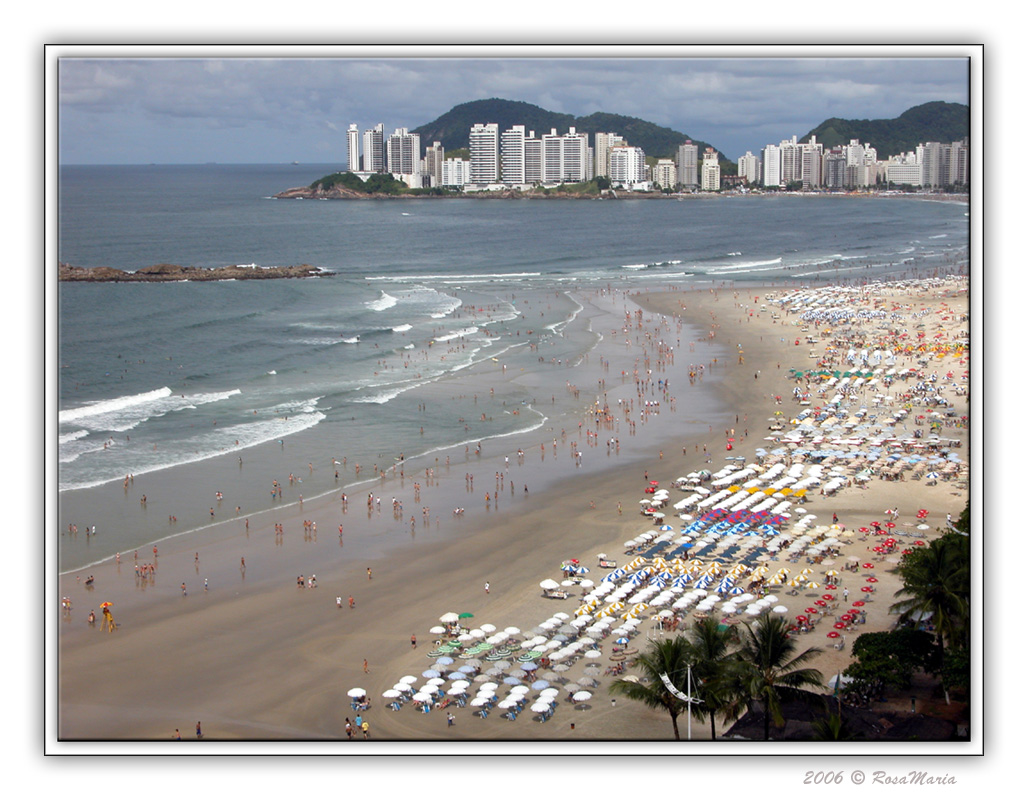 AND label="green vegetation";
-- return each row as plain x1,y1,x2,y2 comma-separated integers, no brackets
843,629,938,701
612,614,823,740
803,101,969,157
411,97,725,162
308,171,463,197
